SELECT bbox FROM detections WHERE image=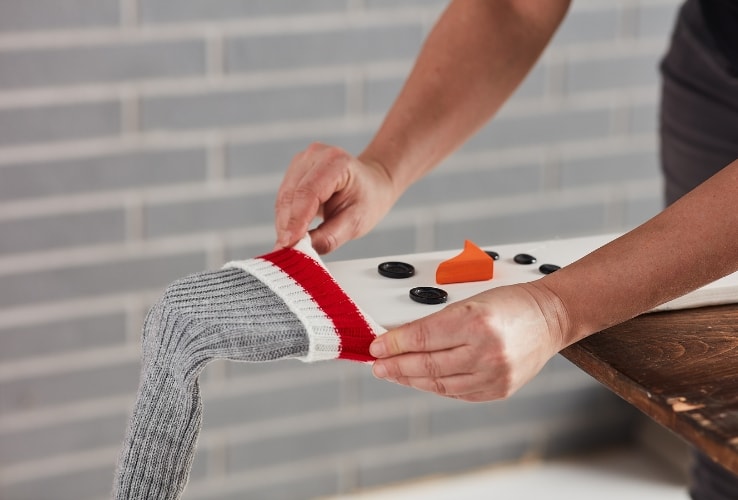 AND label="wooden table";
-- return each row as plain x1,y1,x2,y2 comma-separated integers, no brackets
326,234,738,474
561,304,738,475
